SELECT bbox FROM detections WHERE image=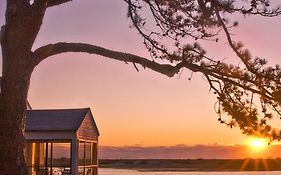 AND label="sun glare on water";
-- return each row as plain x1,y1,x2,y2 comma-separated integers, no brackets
248,138,268,152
